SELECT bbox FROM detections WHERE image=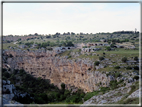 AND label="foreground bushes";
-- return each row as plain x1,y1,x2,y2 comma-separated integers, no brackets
3,68,86,104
